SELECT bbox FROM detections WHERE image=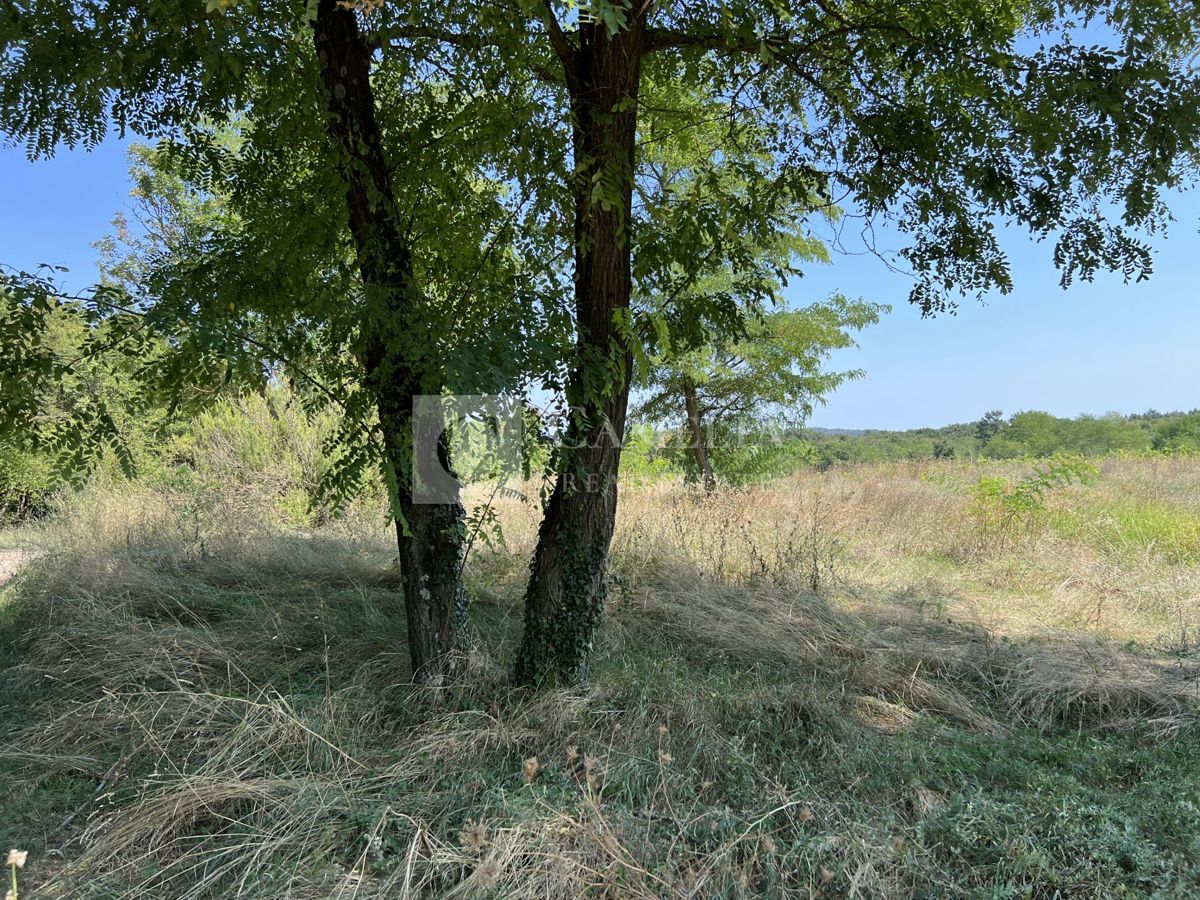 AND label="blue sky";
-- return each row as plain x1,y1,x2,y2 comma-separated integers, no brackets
794,197,1200,429
2,138,1197,430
